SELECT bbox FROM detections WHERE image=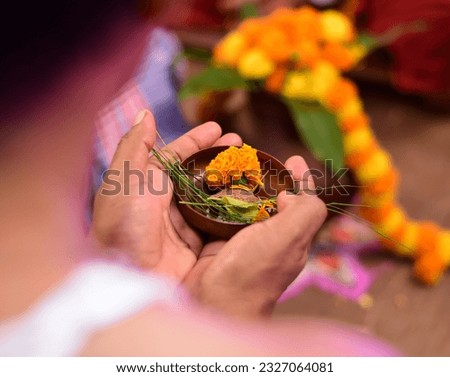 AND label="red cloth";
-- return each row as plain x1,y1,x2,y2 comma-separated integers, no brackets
164,0,225,30
359,0,450,94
